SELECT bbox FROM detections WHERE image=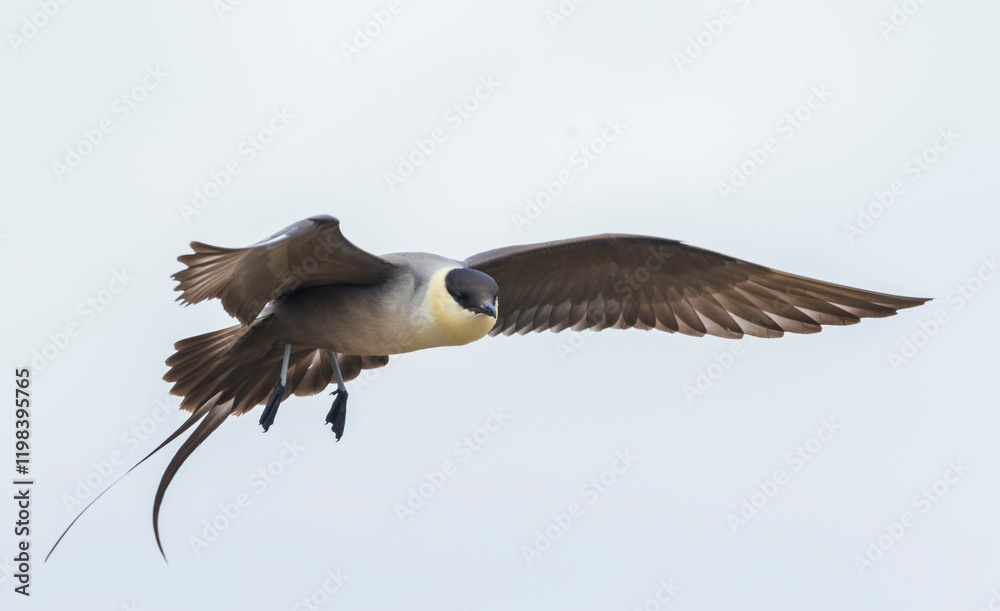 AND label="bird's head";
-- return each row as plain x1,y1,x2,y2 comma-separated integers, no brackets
445,267,498,319
426,266,499,347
